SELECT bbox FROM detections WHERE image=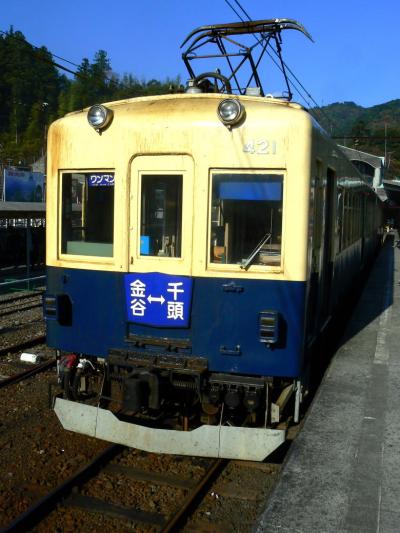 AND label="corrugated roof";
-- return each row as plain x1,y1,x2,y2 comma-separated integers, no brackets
338,145,384,169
